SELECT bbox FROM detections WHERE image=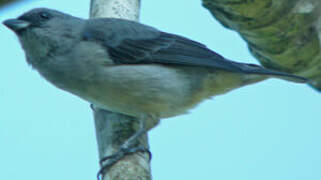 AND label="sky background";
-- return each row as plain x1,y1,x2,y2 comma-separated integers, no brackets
0,0,320,180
